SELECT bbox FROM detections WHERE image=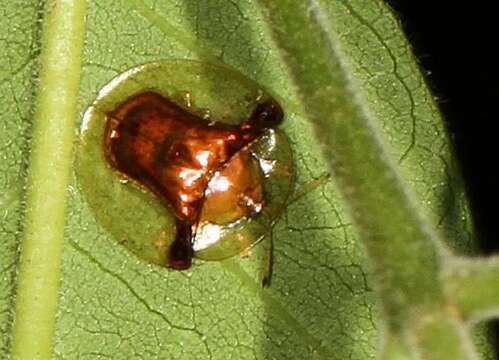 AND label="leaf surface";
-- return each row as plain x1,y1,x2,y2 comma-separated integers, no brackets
0,0,480,359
